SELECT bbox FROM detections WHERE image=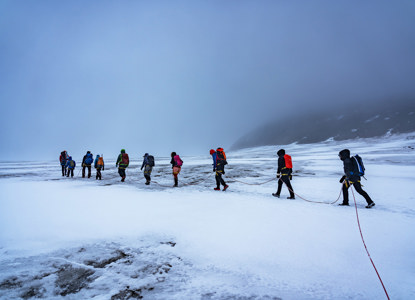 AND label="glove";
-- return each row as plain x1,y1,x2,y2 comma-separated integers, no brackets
339,175,346,183
141,167,143,171
289,175,292,180
277,174,280,179
213,168,216,172
223,171,225,175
